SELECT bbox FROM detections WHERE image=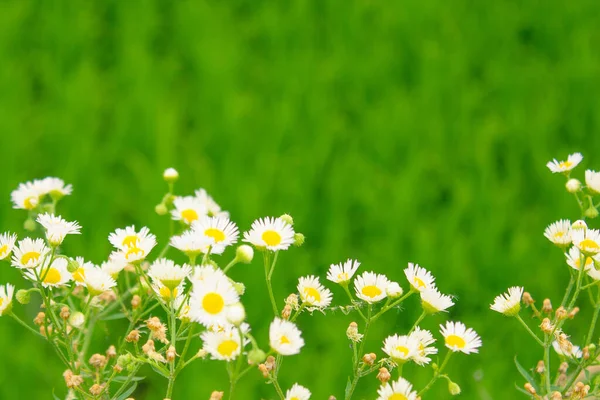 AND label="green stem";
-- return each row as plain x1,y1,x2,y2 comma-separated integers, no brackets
409,311,427,334
345,305,372,400
371,290,415,322
418,351,452,396
10,313,44,338
263,251,278,315
543,335,552,395
515,314,544,346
